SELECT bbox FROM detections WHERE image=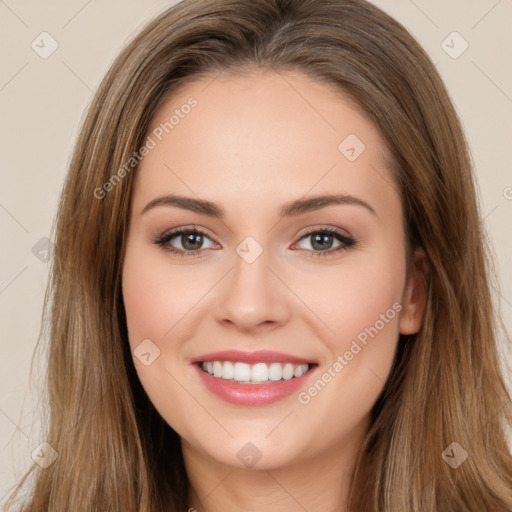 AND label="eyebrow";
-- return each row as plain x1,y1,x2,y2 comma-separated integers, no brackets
141,193,377,218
